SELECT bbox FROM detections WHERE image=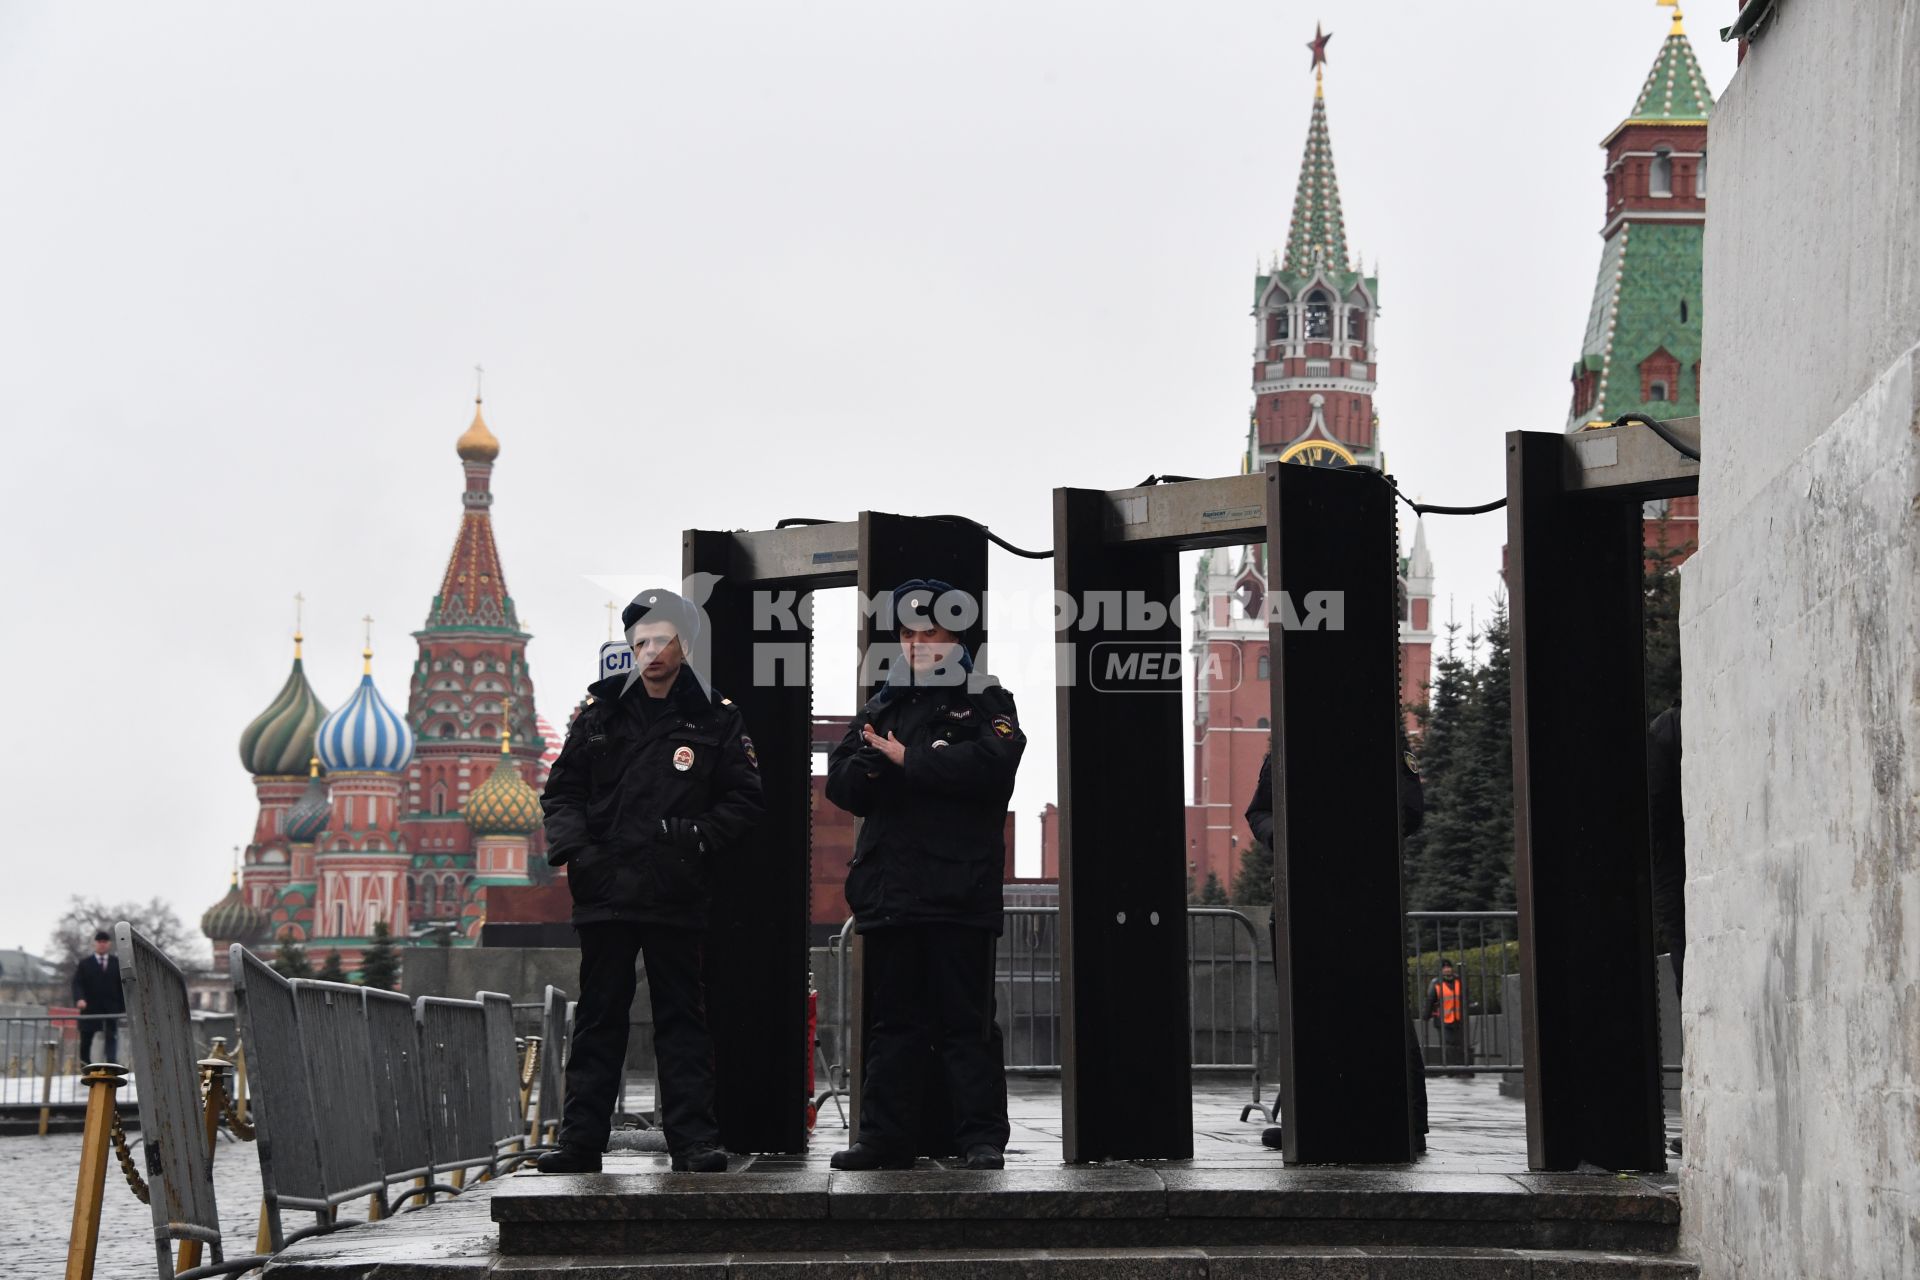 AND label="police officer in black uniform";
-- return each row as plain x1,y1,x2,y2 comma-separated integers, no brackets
825,578,1025,1171
536,588,764,1174
1246,734,1426,1153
